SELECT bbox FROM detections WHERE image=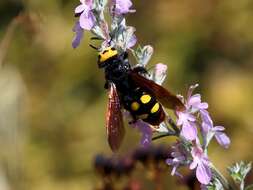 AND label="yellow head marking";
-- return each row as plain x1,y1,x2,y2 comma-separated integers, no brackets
151,103,160,114
131,102,140,111
140,94,151,104
99,47,118,62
